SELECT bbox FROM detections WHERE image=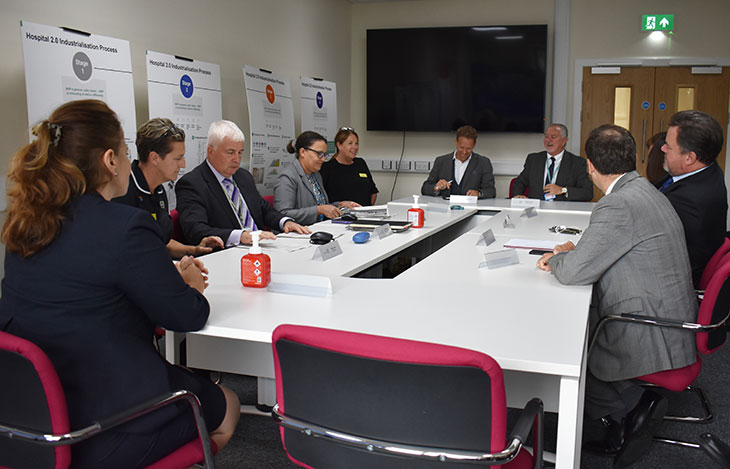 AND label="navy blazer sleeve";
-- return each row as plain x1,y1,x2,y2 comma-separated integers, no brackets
119,210,209,331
